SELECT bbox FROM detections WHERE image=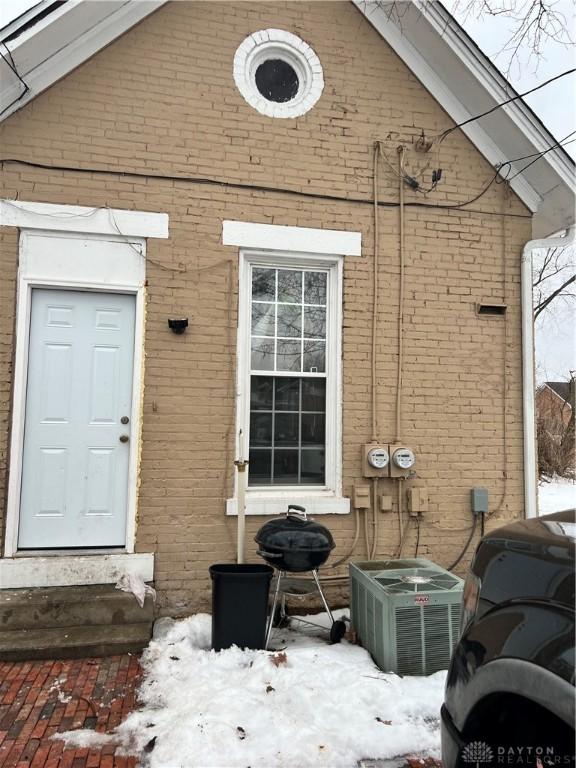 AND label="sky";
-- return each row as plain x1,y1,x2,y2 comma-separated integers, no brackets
2,0,575,381
443,0,576,383
445,0,576,159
